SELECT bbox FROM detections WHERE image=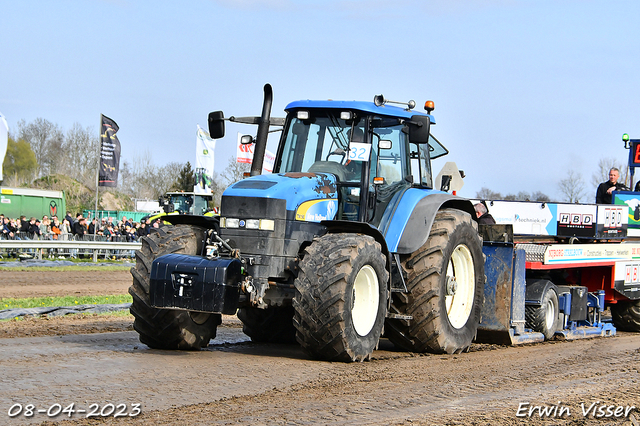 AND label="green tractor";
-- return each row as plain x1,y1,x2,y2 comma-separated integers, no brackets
145,192,216,223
